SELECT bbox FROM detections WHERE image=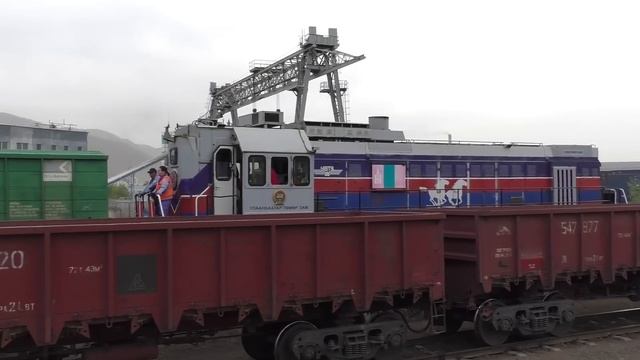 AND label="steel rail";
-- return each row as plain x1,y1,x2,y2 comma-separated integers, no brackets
408,321,640,360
